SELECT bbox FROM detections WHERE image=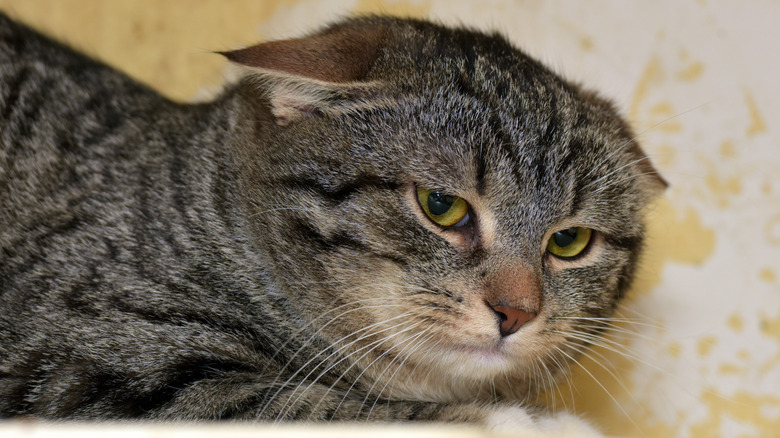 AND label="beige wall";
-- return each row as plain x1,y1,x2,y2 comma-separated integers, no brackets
1,1,778,436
